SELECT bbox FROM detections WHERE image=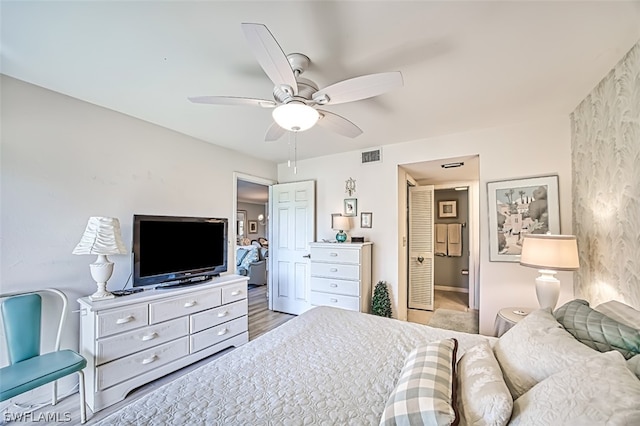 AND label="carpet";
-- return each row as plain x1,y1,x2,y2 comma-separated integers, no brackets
428,309,479,334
